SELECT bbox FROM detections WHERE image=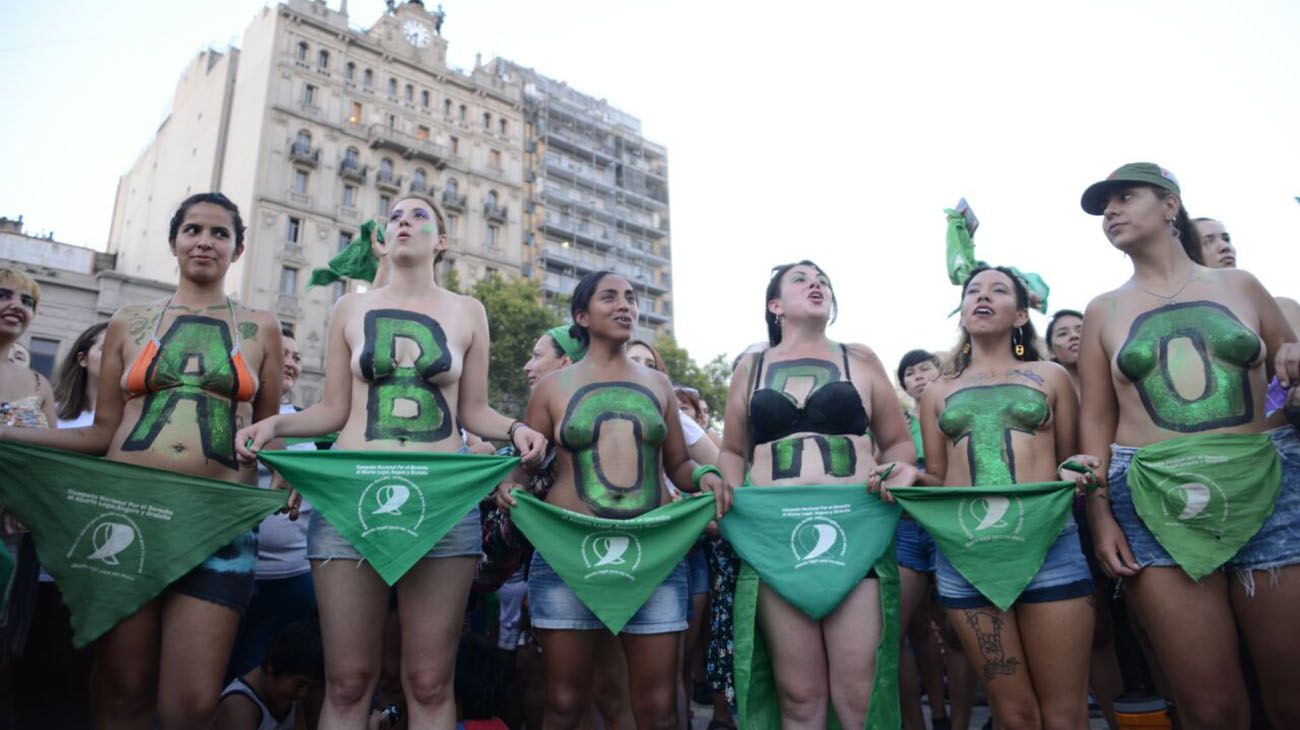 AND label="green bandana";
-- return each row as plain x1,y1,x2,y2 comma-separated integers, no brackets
547,325,587,363
0,442,288,647
720,485,901,620
944,208,1050,314
507,490,715,633
1126,432,1281,580
308,219,382,288
258,450,518,585
733,550,901,730
889,481,1077,610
